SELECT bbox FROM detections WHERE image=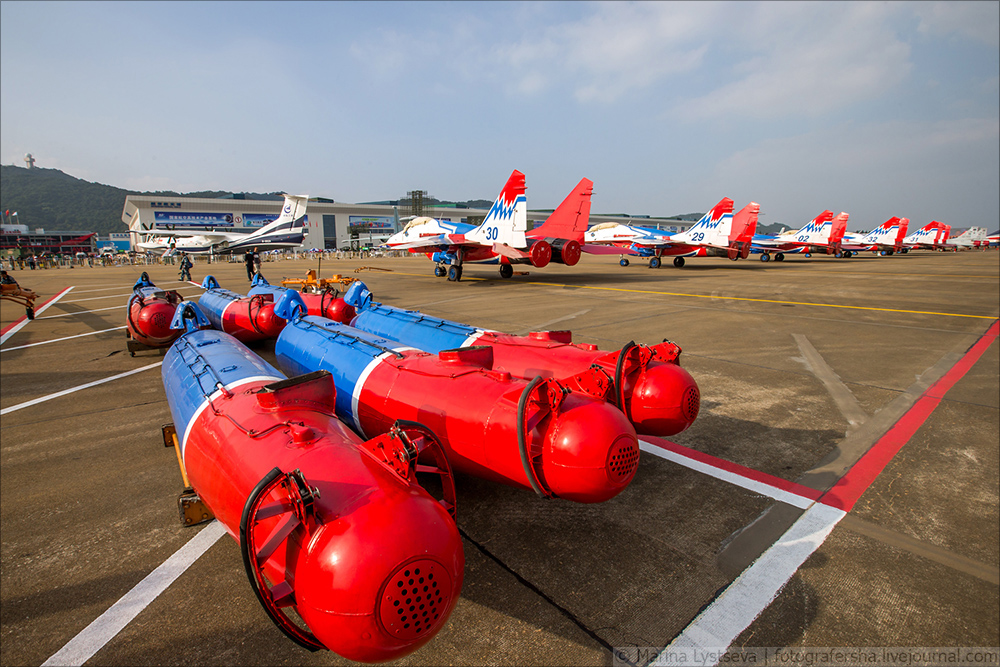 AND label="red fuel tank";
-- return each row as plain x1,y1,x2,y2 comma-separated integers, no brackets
163,322,463,661
126,274,185,349
197,276,286,342
274,313,641,504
